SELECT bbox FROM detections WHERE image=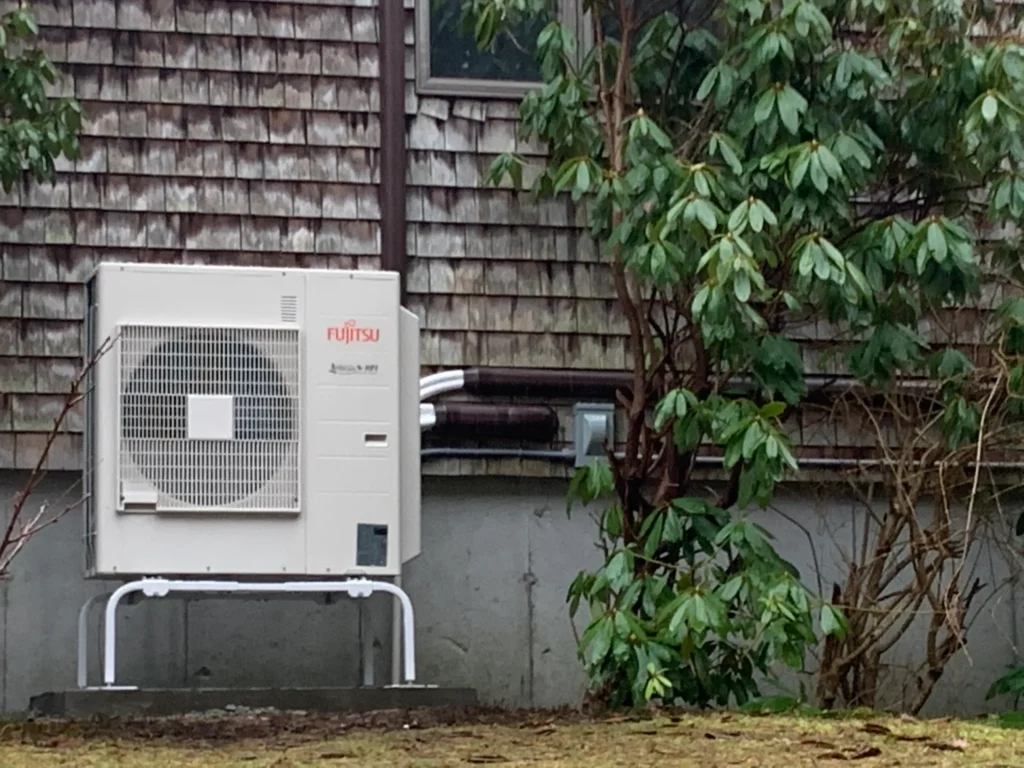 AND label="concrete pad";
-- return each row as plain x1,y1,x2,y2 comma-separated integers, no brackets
28,686,478,719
